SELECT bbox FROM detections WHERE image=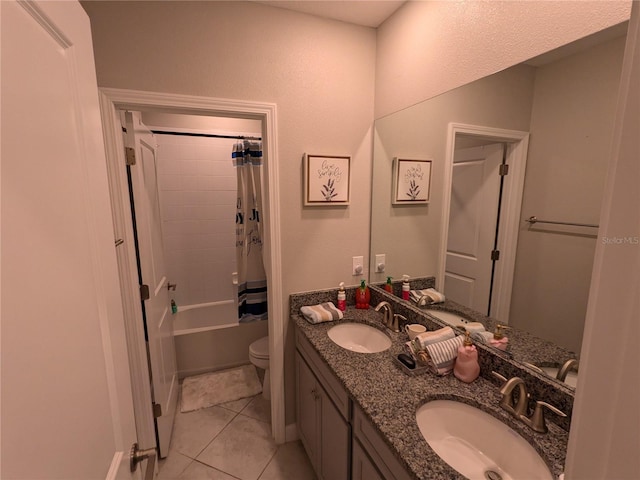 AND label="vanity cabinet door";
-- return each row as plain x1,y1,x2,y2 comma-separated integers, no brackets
353,438,385,480
296,351,349,480
319,386,350,480
296,352,319,469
